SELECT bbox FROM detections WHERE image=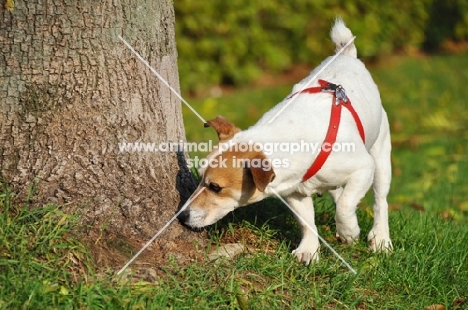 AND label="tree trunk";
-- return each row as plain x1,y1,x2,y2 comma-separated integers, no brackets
0,0,200,263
